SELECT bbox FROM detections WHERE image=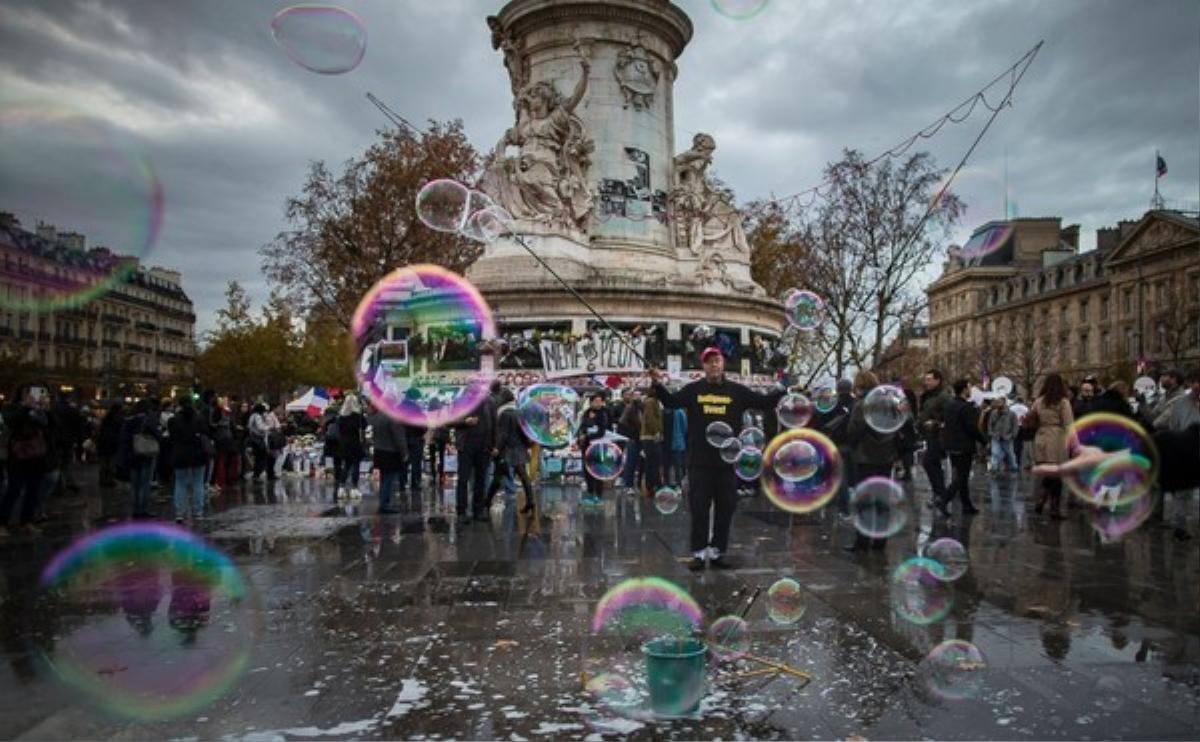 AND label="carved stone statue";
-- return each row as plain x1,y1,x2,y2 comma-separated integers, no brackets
483,42,595,232
670,133,750,274
487,15,527,100
614,34,659,110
